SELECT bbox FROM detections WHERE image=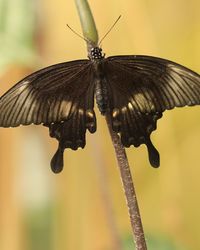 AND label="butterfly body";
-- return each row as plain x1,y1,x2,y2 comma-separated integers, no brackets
0,45,200,173
91,48,109,115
